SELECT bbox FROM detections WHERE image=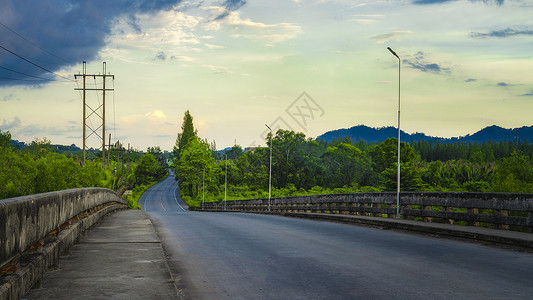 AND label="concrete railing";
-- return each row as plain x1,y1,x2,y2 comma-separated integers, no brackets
201,192,533,233
0,188,126,270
